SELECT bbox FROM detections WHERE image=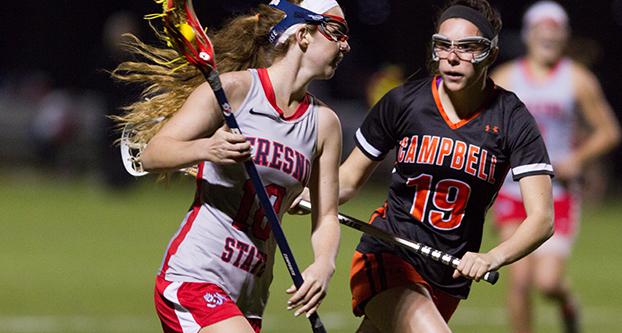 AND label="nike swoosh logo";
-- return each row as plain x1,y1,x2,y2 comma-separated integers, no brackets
248,108,277,119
